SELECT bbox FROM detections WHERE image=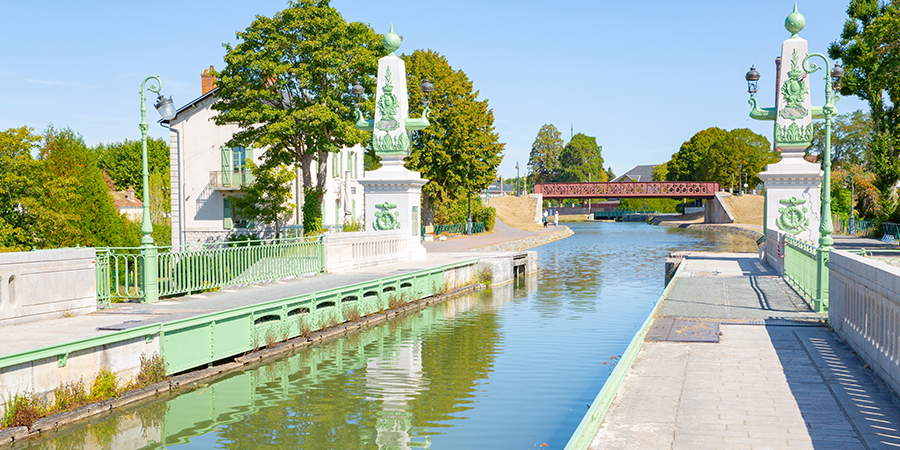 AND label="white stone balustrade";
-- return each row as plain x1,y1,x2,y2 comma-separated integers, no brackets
322,231,409,273
829,250,900,396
